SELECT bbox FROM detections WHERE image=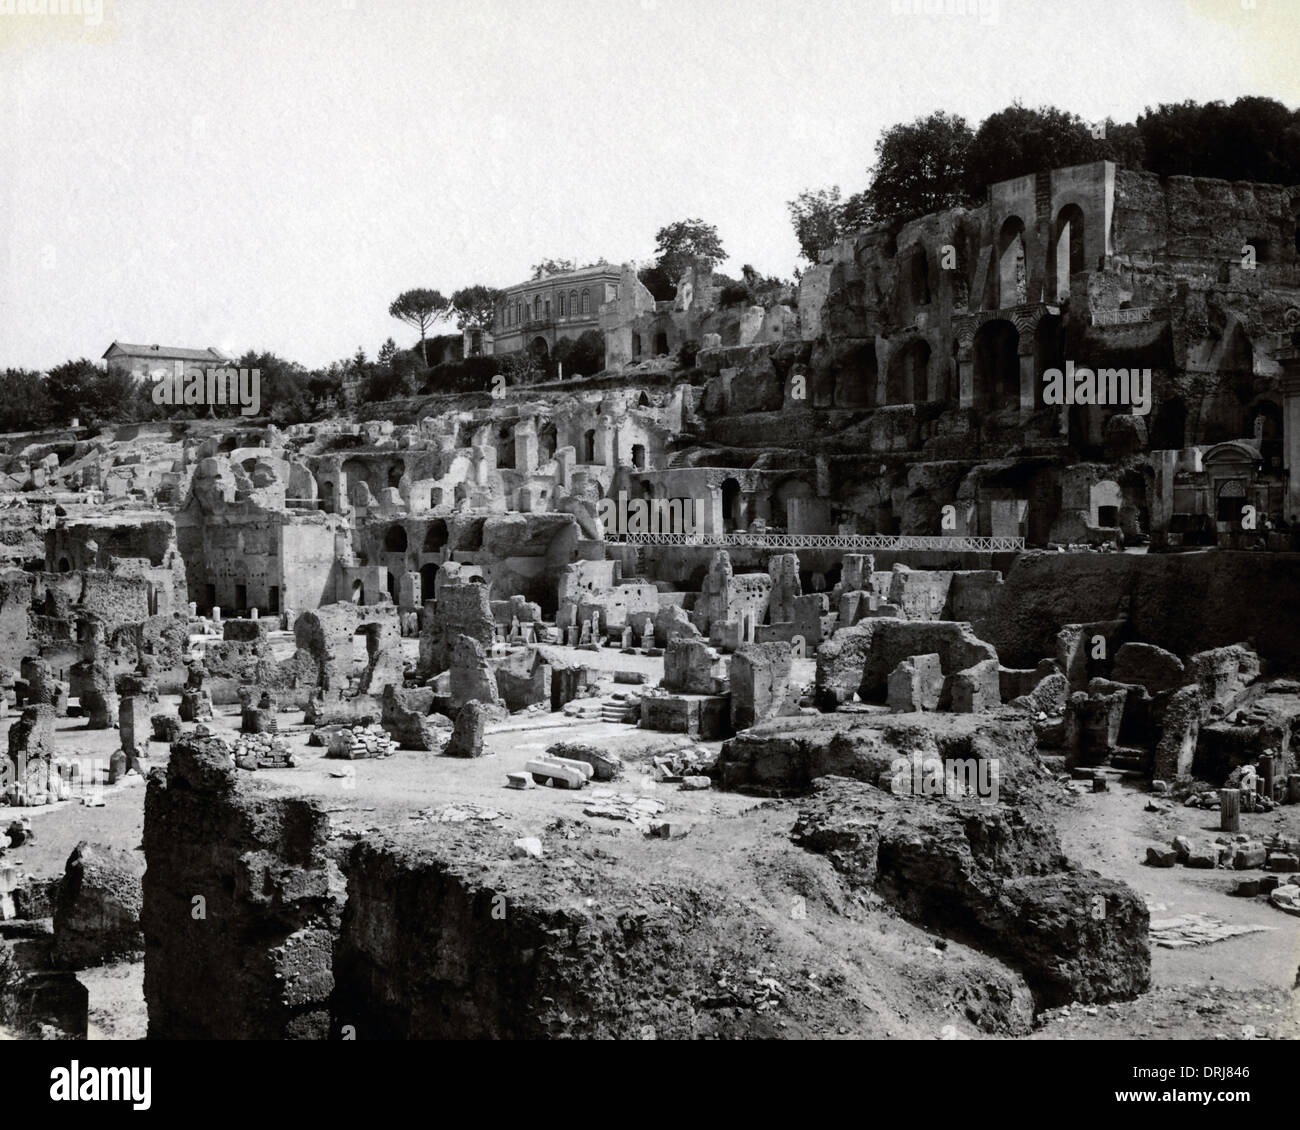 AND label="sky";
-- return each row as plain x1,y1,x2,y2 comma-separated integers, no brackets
1,0,1297,371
